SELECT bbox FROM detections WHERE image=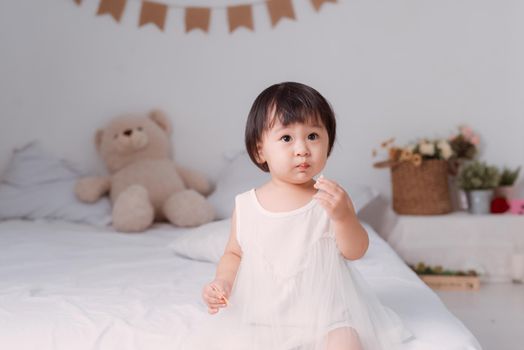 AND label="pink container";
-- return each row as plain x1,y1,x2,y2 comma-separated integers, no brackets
509,199,524,214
